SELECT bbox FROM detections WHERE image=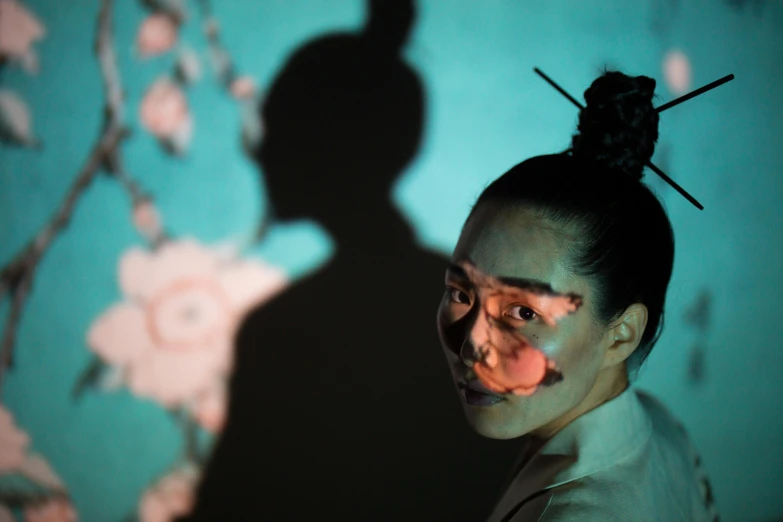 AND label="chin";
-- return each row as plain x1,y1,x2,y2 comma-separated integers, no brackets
462,406,526,441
